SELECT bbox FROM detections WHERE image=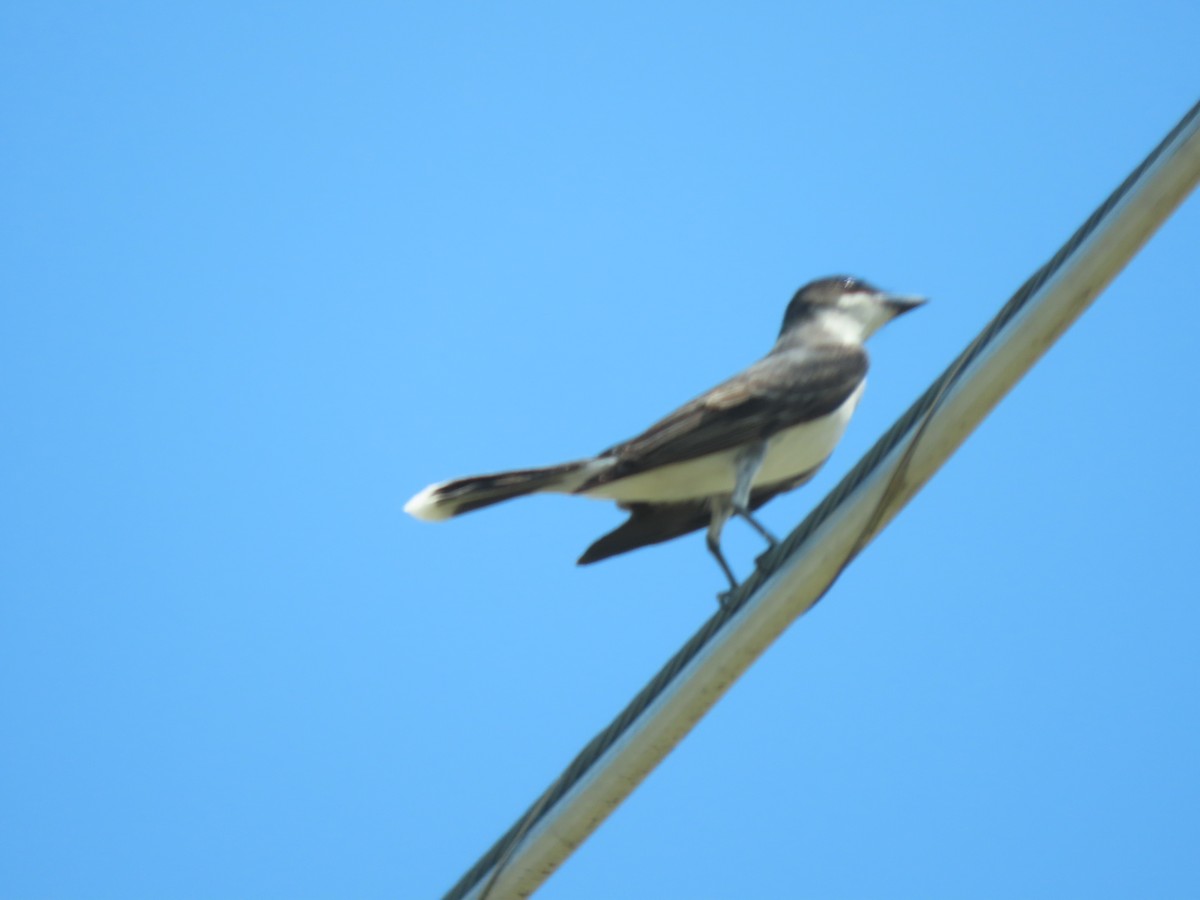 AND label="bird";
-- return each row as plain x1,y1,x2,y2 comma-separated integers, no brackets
404,276,925,601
